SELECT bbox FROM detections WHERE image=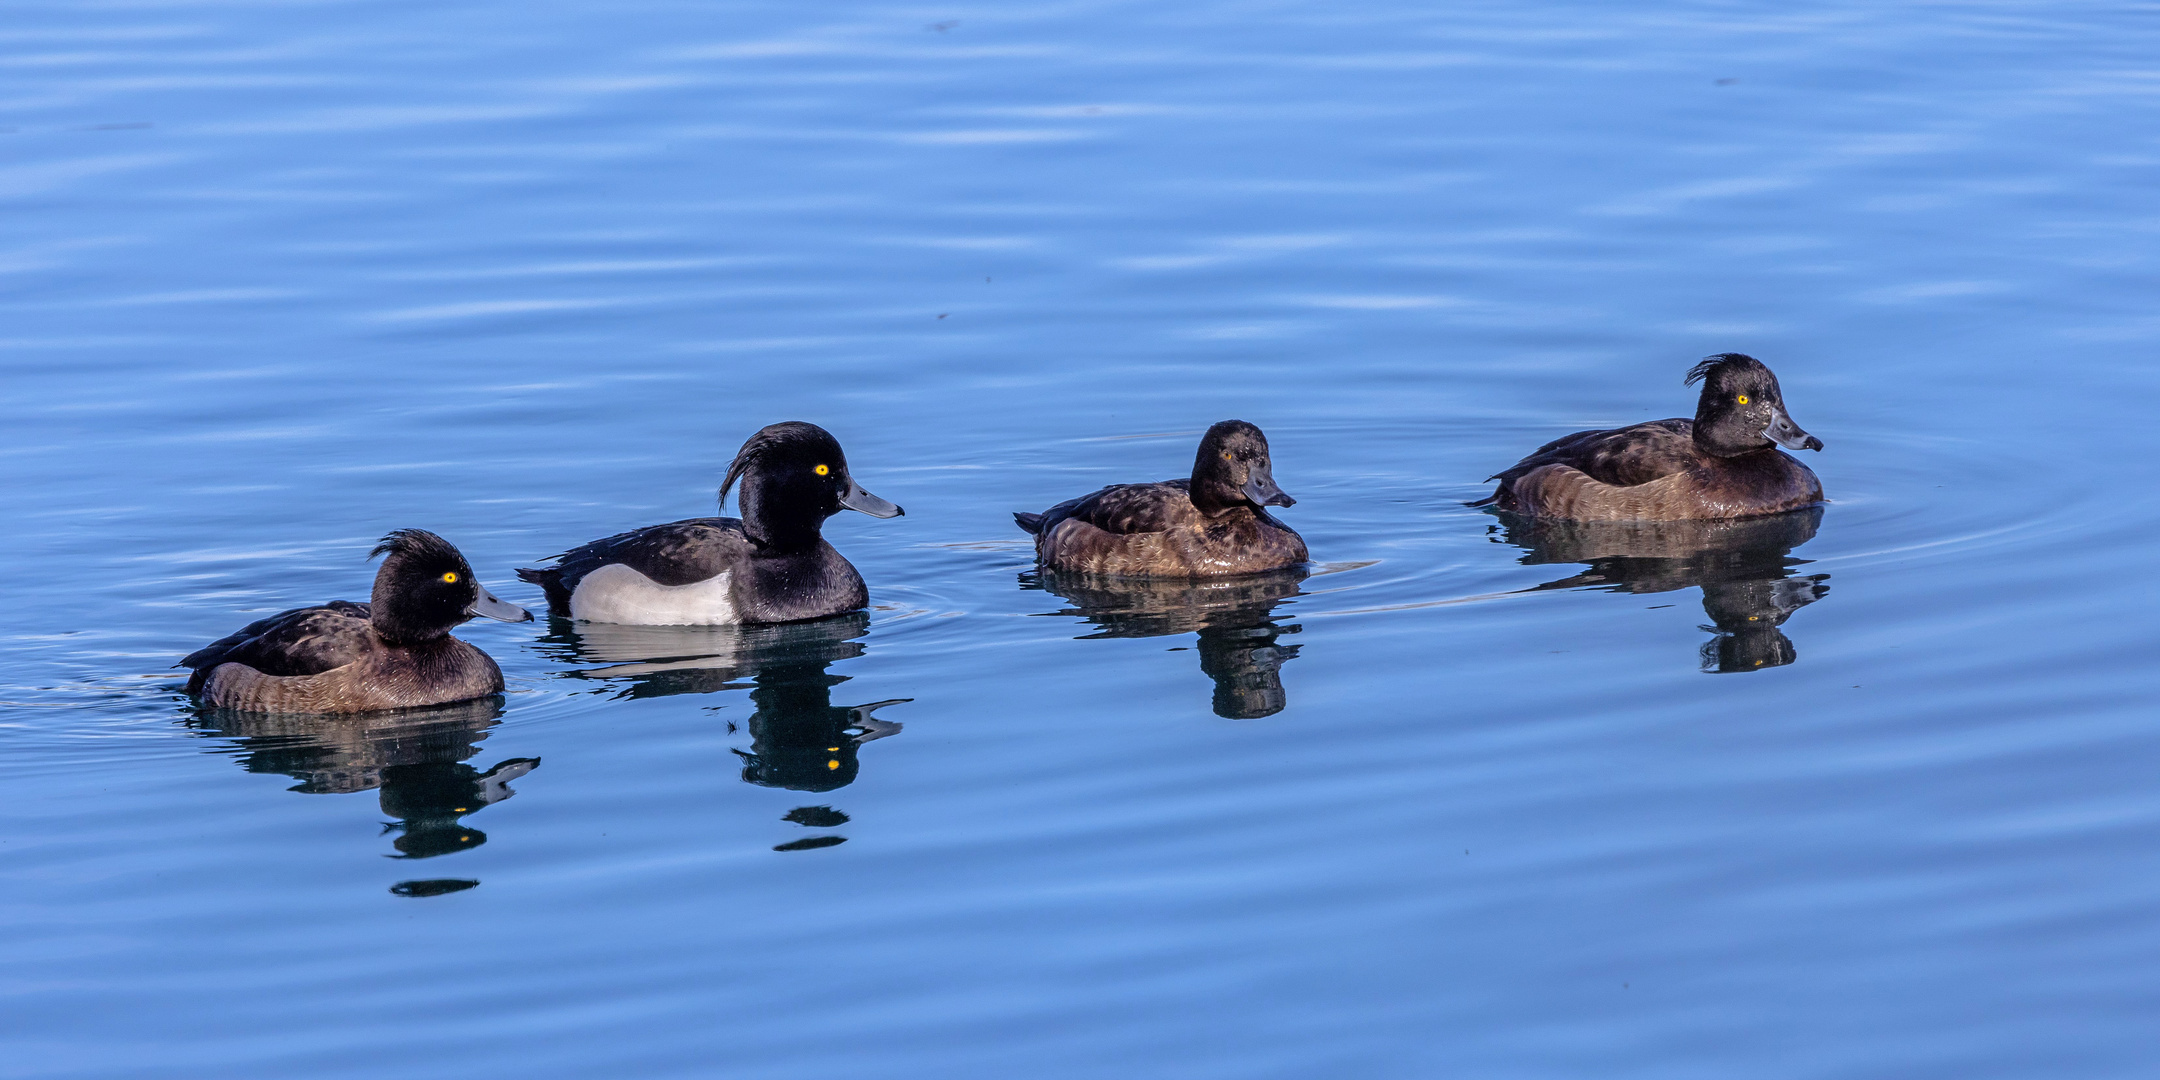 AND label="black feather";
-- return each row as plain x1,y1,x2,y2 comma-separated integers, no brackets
515,566,570,611
718,421,836,508
1686,352,1758,387
179,601,377,693
371,528,460,564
